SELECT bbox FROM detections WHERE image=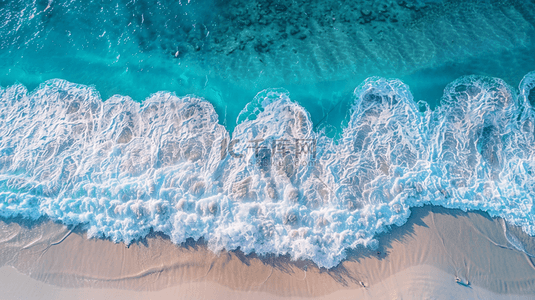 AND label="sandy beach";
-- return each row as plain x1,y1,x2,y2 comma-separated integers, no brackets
1,205,534,299
1,0,535,298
